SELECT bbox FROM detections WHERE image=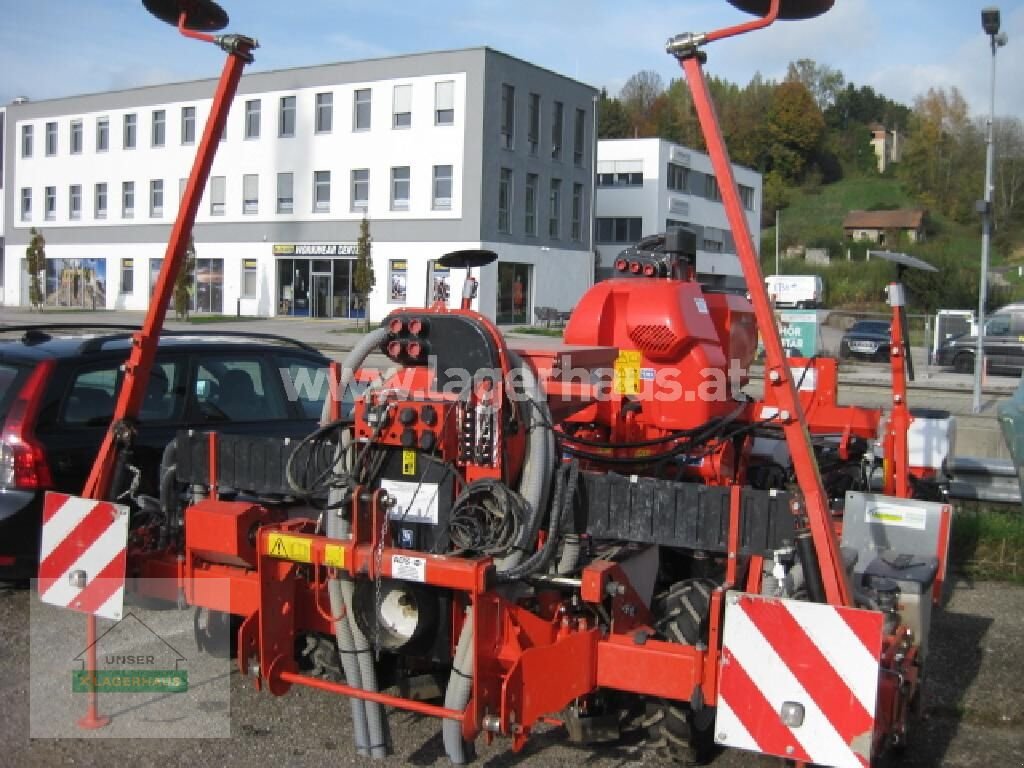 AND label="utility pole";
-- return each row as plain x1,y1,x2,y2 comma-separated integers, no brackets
775,208,780,276
973,7,1008,414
